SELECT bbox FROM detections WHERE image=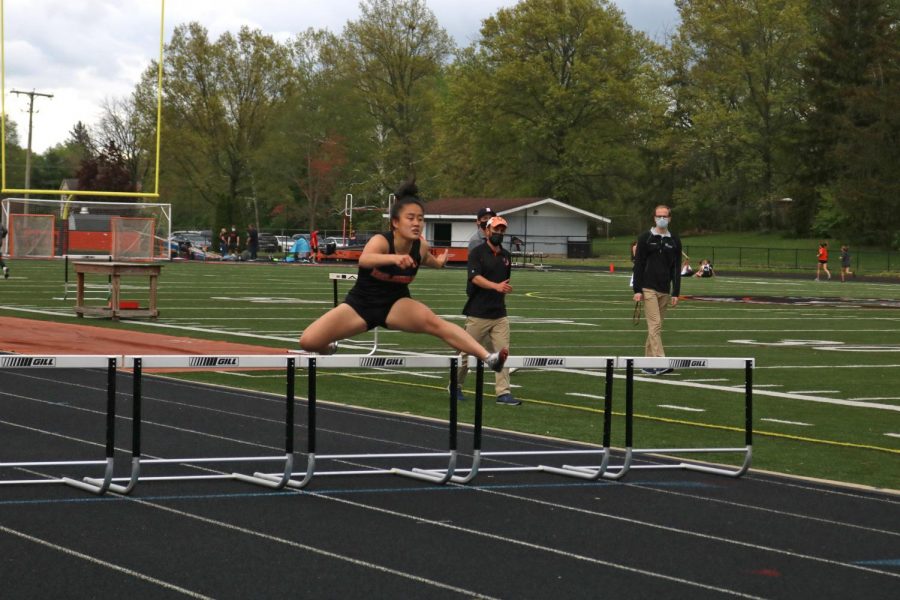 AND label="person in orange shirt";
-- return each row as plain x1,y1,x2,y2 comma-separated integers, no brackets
816,242,831,281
